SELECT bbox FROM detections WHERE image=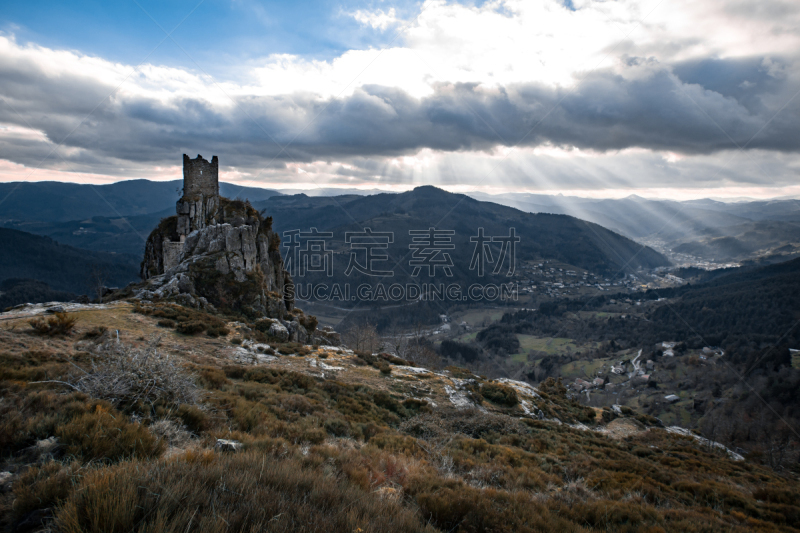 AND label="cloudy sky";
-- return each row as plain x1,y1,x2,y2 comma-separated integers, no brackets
0,0,799,199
